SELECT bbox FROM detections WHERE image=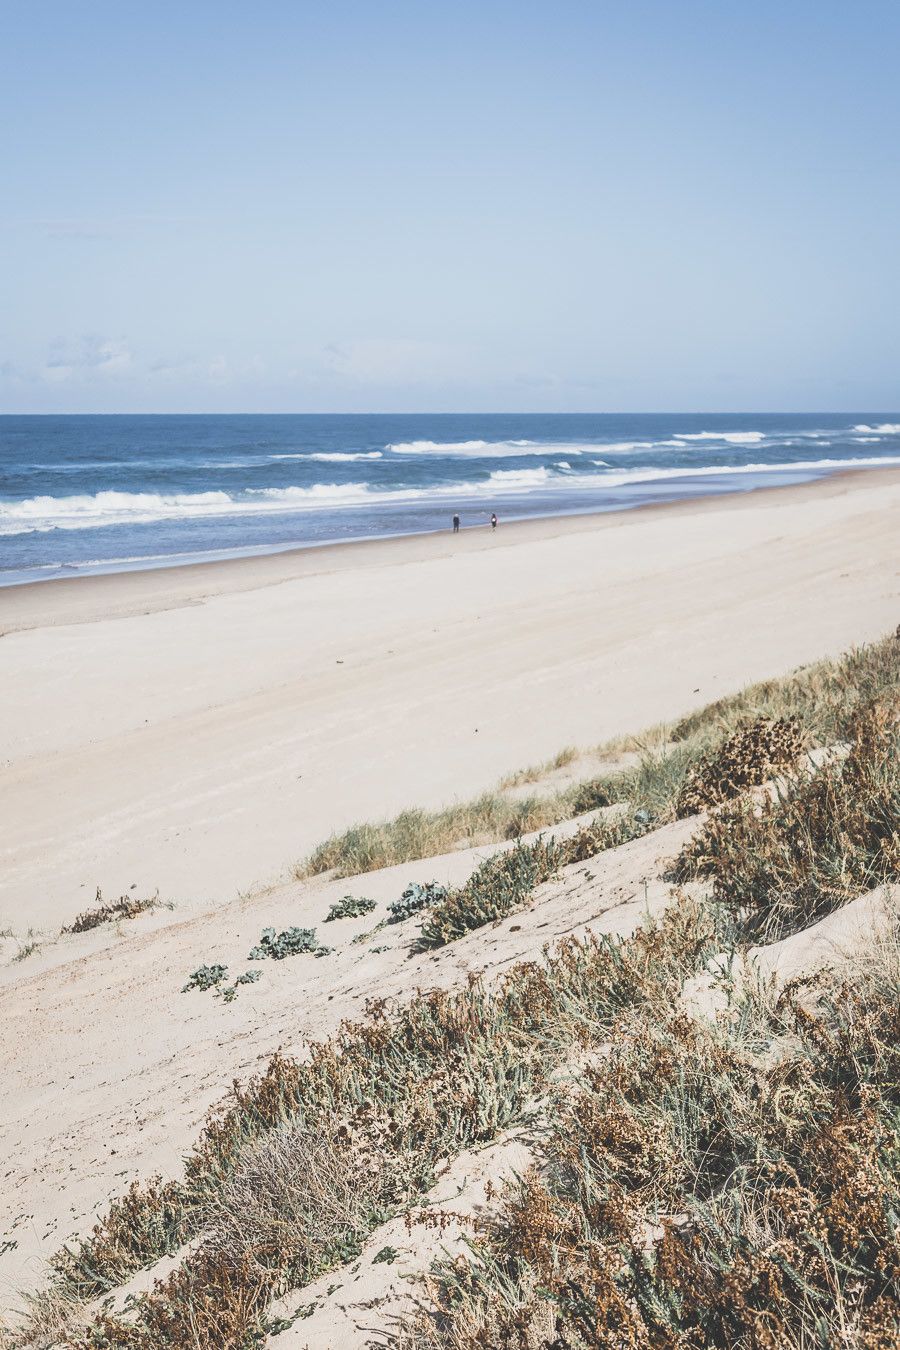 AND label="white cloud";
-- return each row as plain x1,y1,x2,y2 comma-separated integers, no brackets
43,334,133,380
321,337,450,385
